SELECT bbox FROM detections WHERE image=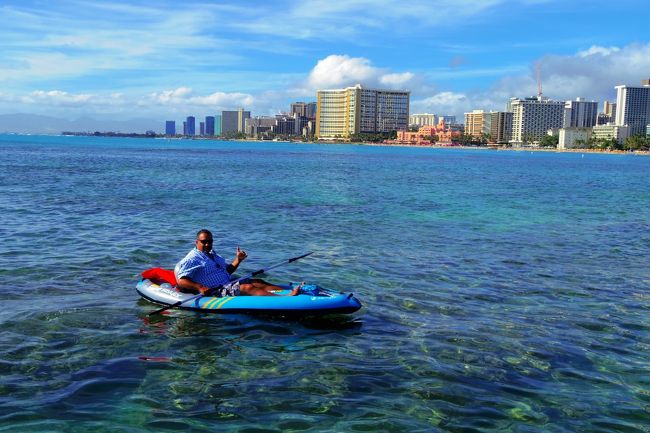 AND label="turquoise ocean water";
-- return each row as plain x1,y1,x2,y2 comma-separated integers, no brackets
1,134,650,432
